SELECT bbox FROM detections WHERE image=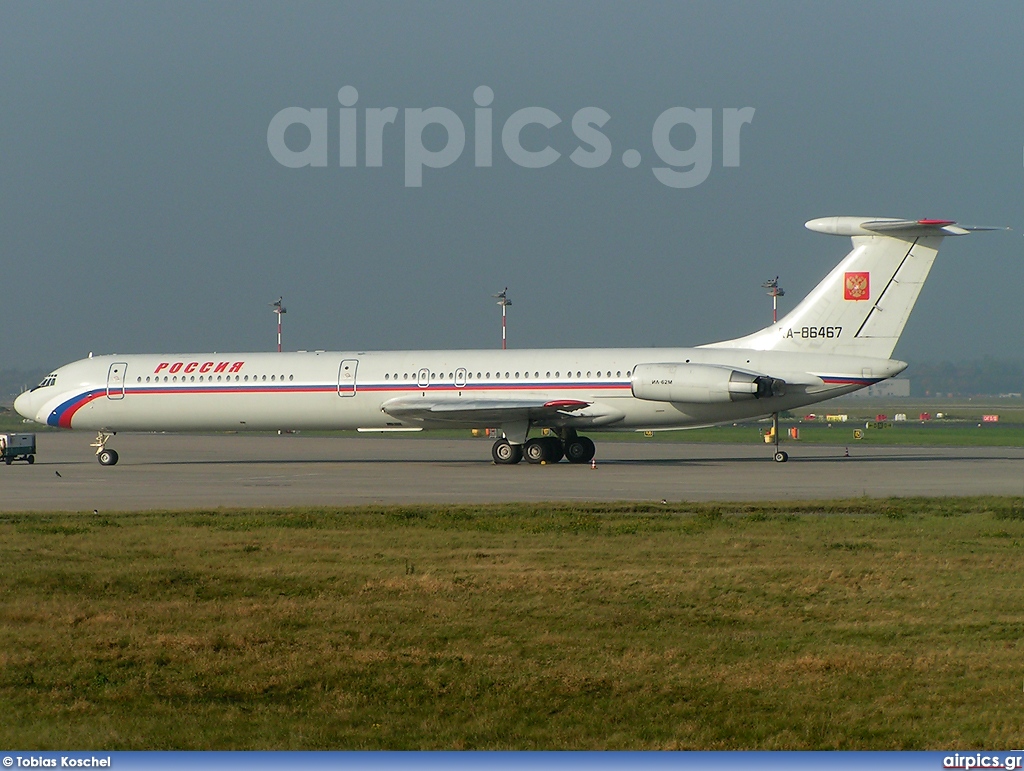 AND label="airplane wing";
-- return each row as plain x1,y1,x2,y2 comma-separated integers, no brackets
380,396,592,426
